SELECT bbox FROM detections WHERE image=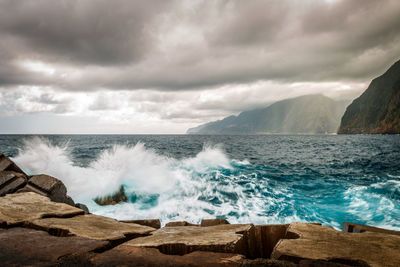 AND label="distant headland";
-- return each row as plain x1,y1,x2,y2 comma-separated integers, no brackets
188,59,400,135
